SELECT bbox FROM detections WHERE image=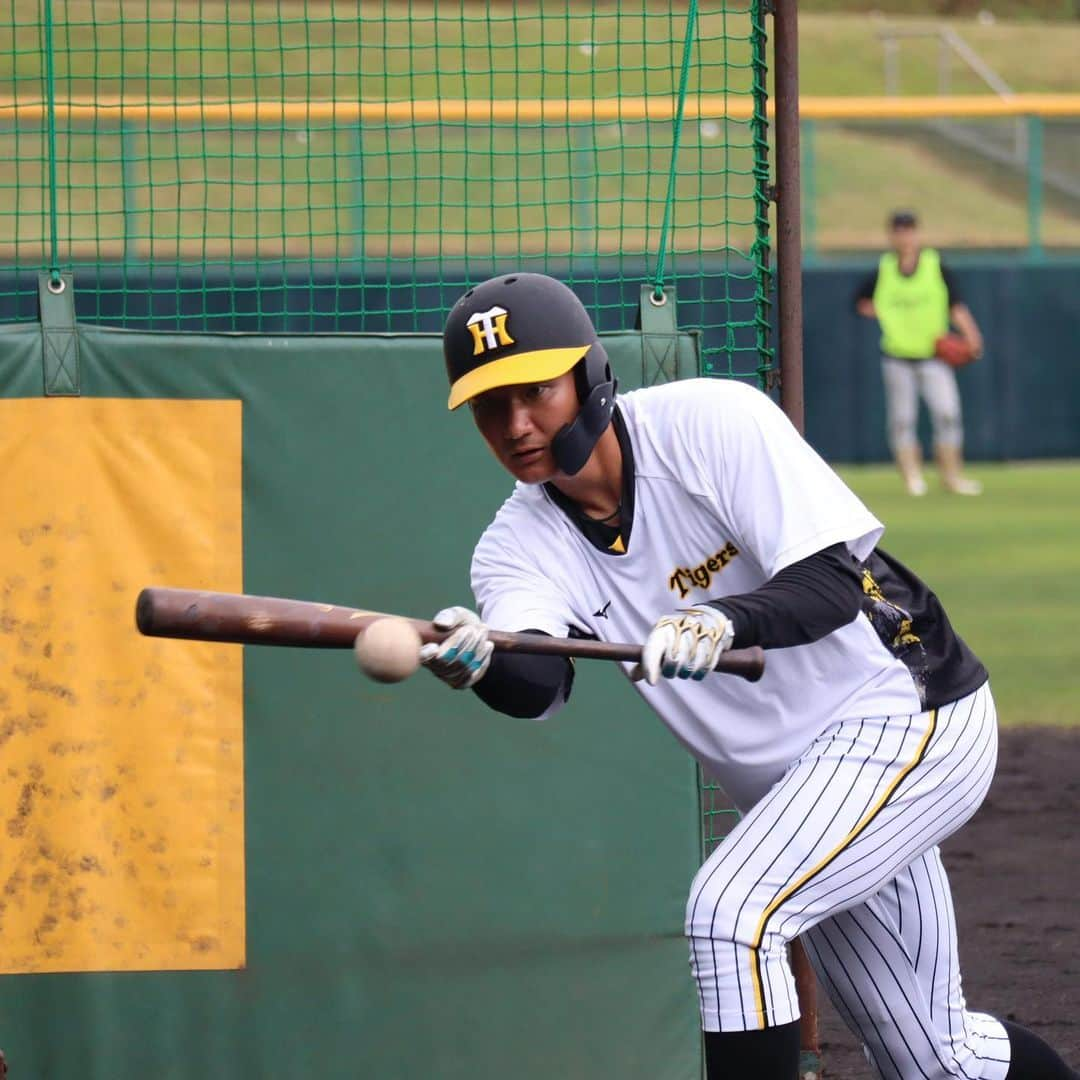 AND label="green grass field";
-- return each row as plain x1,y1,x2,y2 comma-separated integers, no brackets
838,461,1080,727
